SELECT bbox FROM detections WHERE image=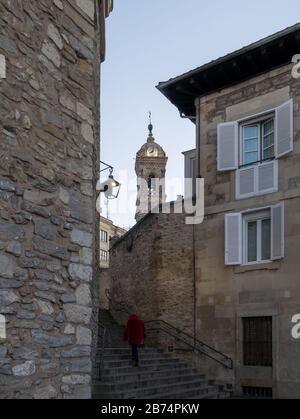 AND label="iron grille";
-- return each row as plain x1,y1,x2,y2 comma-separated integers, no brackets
243,317,272,367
